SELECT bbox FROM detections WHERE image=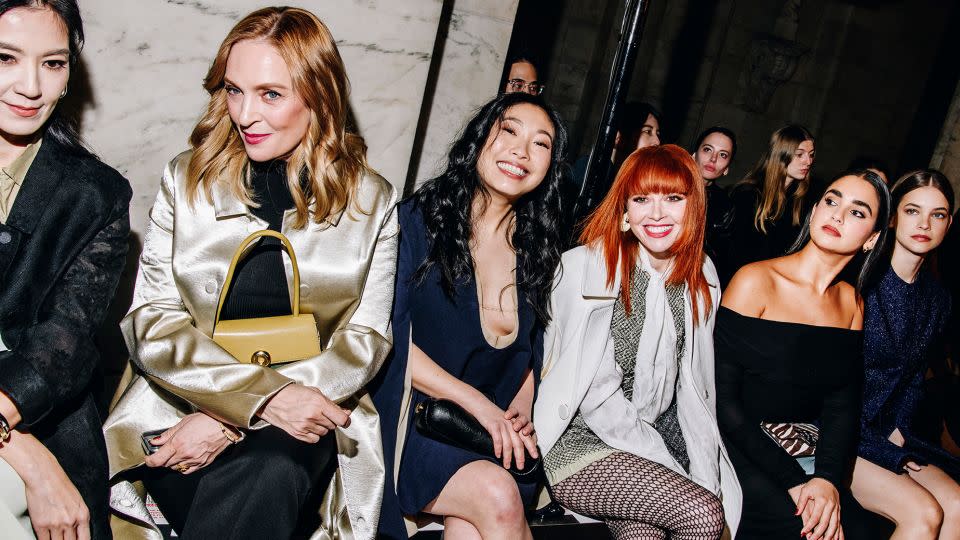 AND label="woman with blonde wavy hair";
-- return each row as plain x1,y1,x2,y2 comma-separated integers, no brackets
727,125,815,275
104,7,397,540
